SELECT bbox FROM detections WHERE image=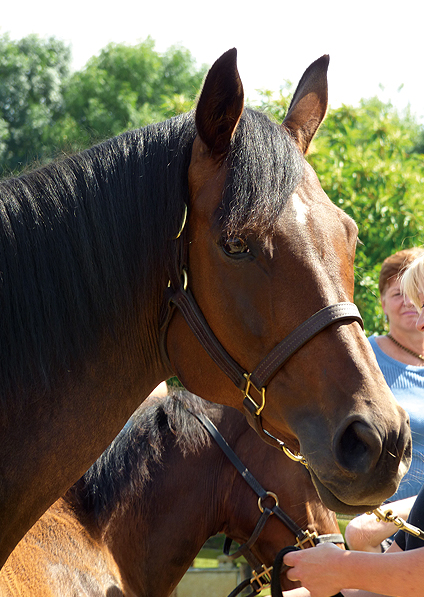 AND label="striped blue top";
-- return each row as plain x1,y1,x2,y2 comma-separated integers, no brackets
369,334,424,501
